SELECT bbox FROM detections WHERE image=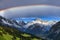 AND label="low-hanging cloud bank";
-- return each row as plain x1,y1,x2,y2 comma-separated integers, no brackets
1,5,60,19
